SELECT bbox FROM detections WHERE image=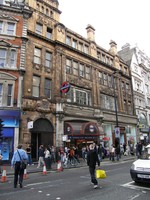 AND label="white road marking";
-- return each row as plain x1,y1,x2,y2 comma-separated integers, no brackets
121,181,150,191
128,194,141,200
